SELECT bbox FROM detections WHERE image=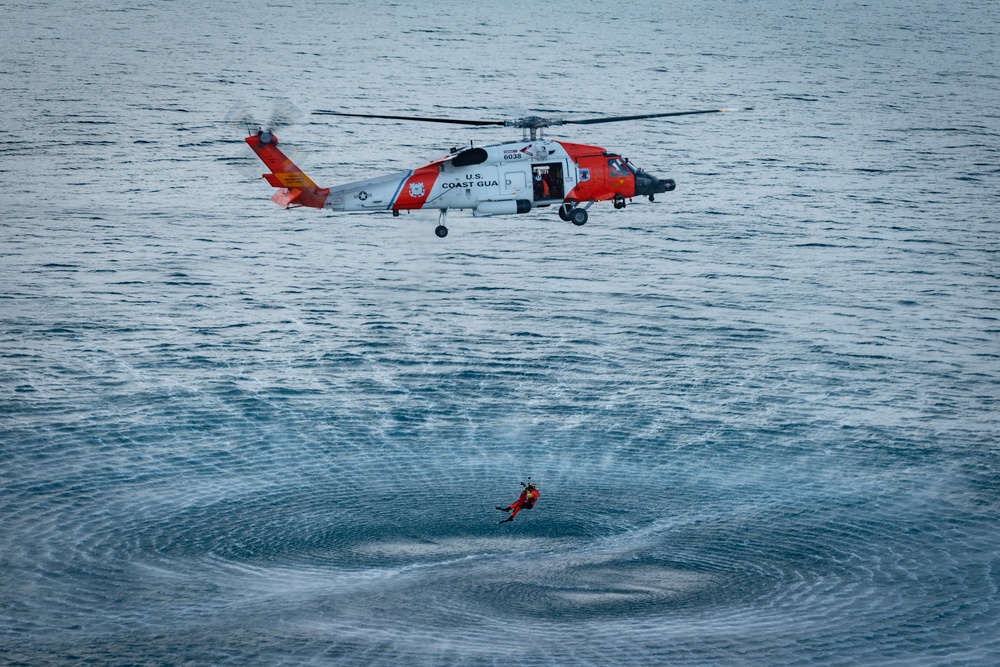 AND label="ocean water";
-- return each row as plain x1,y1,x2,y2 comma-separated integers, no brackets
2,0,999,664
